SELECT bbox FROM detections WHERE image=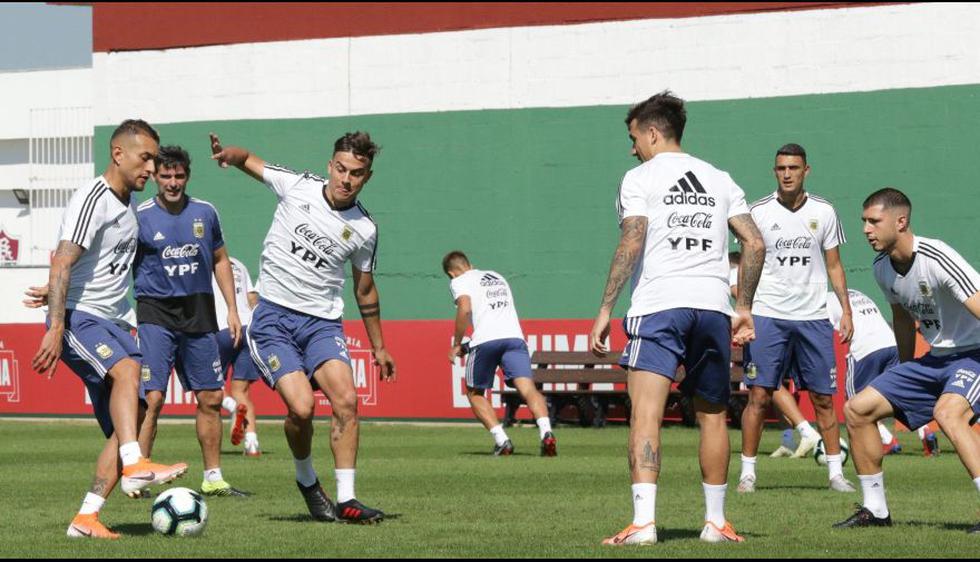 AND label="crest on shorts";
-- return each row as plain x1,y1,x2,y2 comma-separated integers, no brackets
745,362,757,380
95,343,113,360
808,219,818,231
193,218,205,239
918,281,932,297
140,364,151,382
341,226,353,242
268,354,281,372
